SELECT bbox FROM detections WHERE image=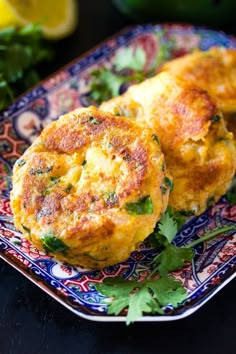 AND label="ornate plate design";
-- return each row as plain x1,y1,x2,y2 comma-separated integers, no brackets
0,24,235,322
